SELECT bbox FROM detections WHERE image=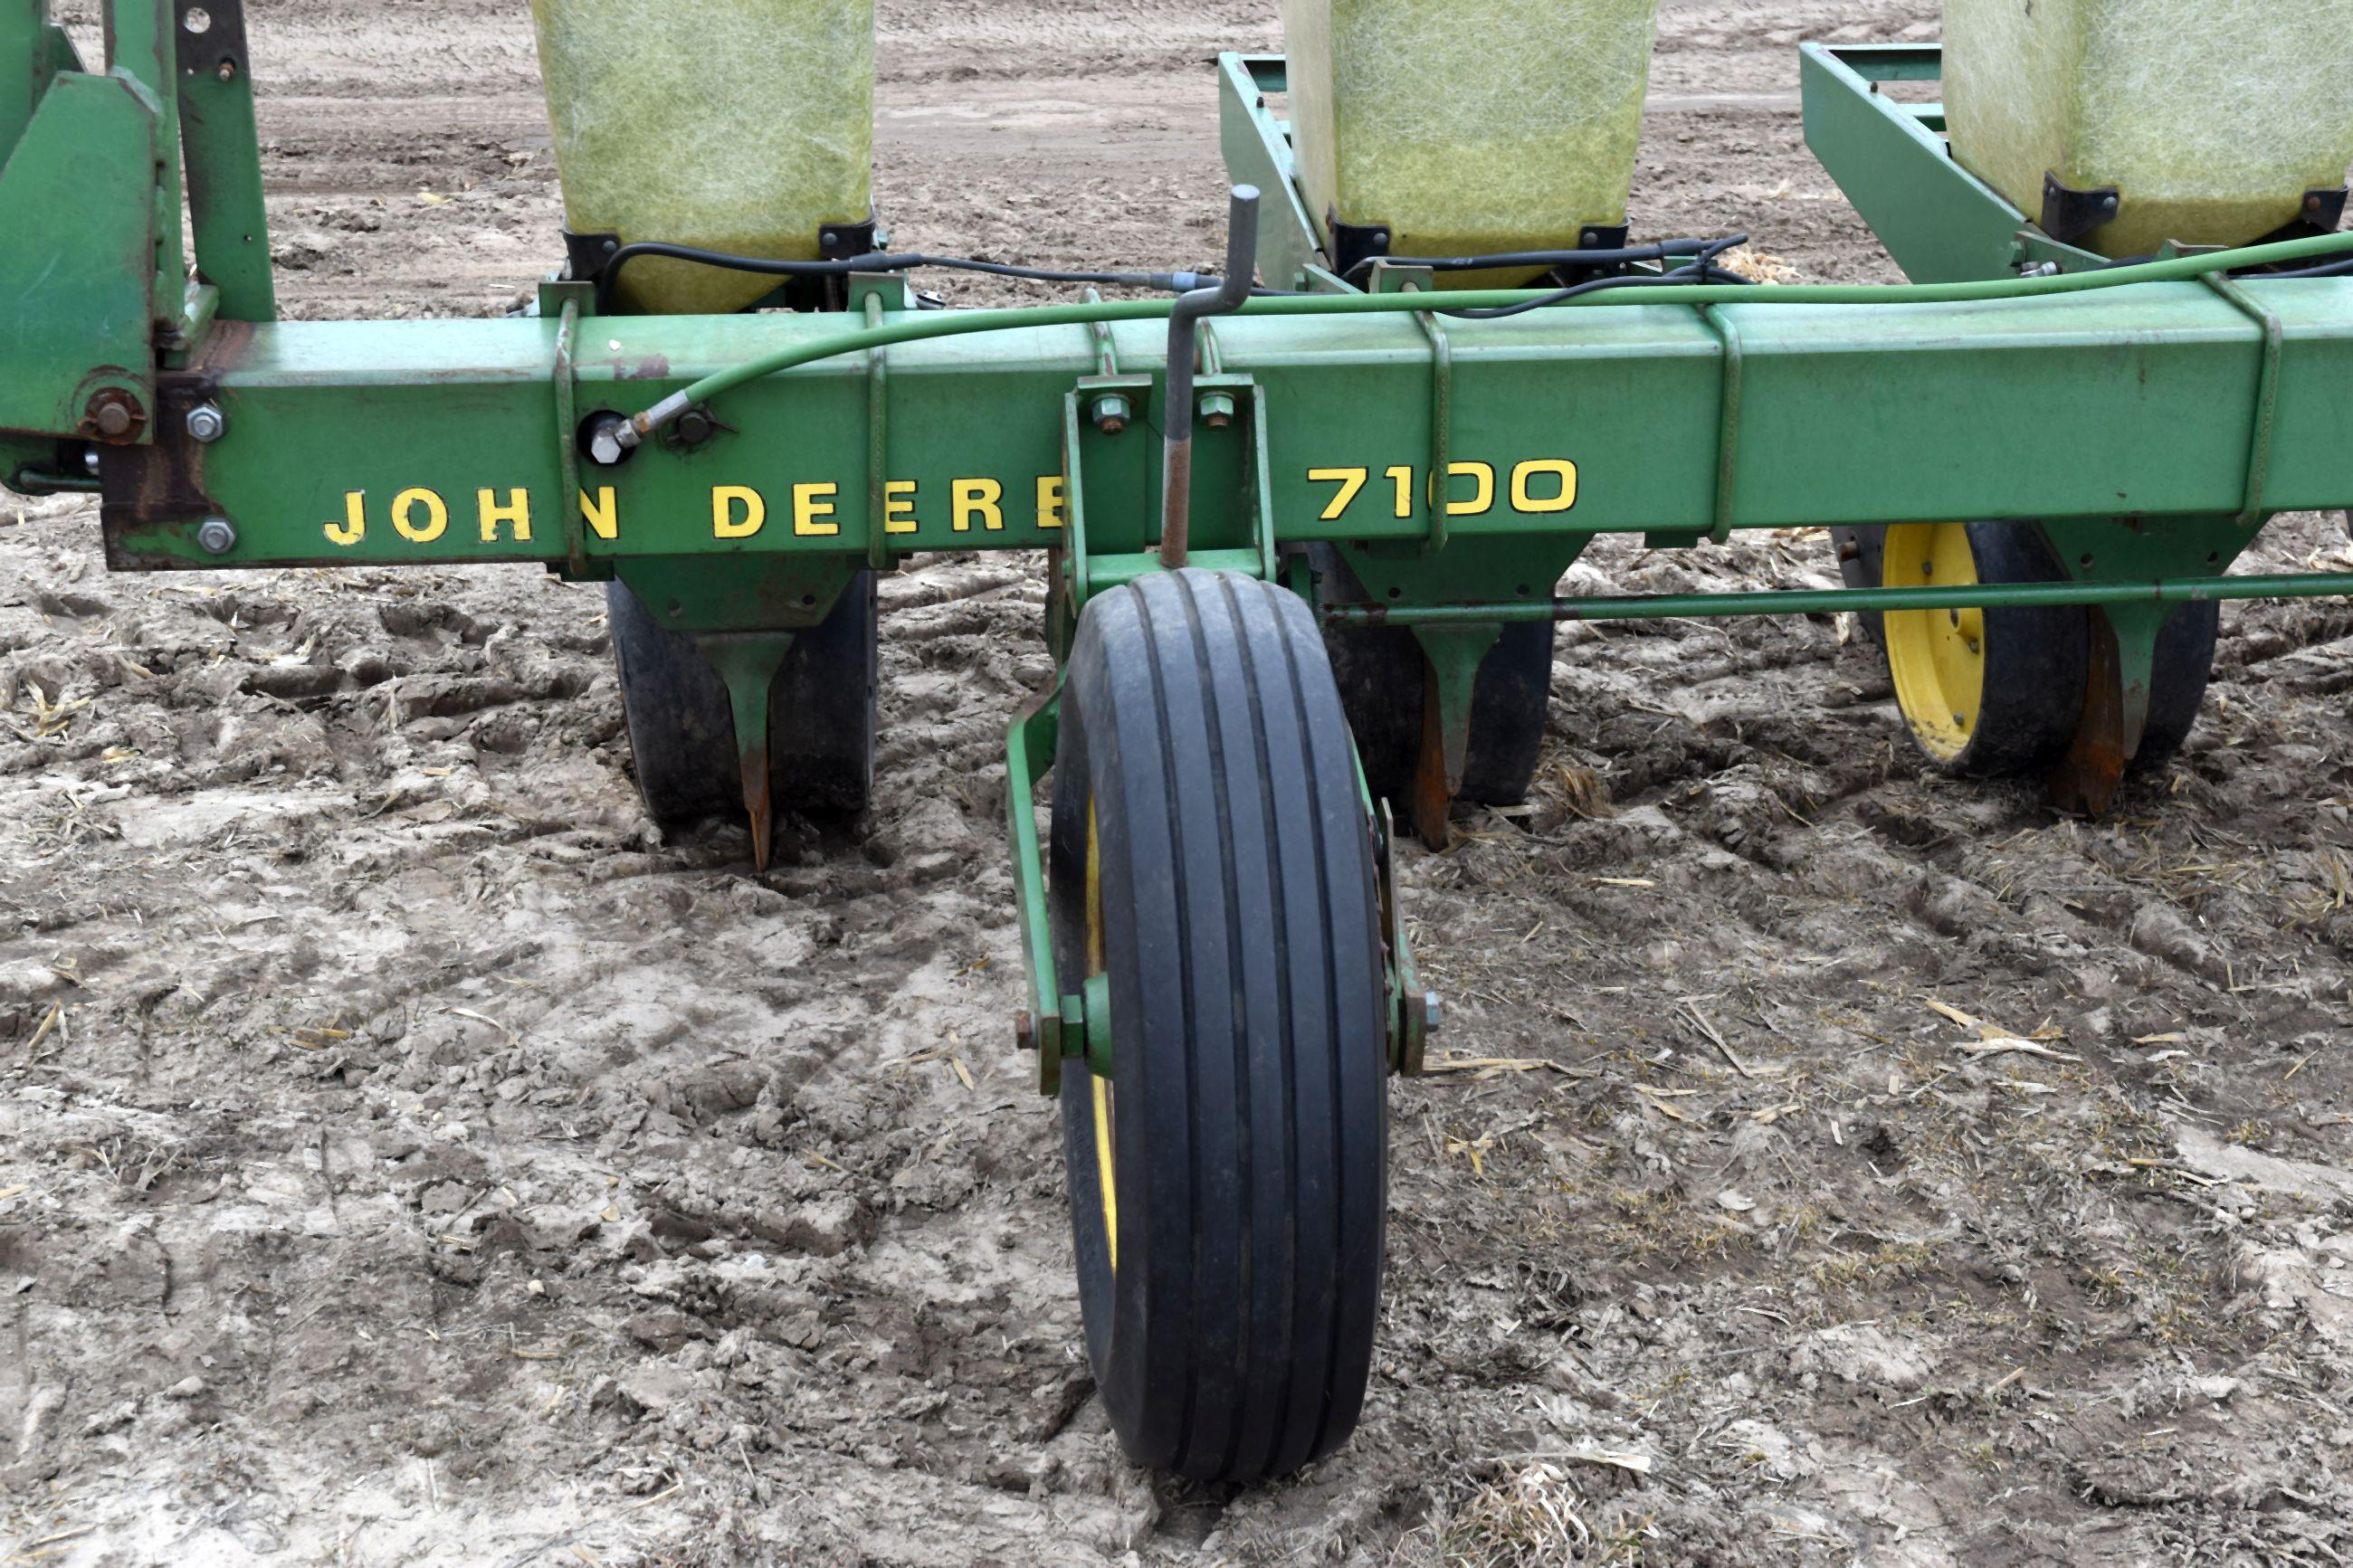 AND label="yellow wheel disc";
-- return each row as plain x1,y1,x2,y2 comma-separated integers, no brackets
1085,799,1117,1272
1881,522,1986,762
